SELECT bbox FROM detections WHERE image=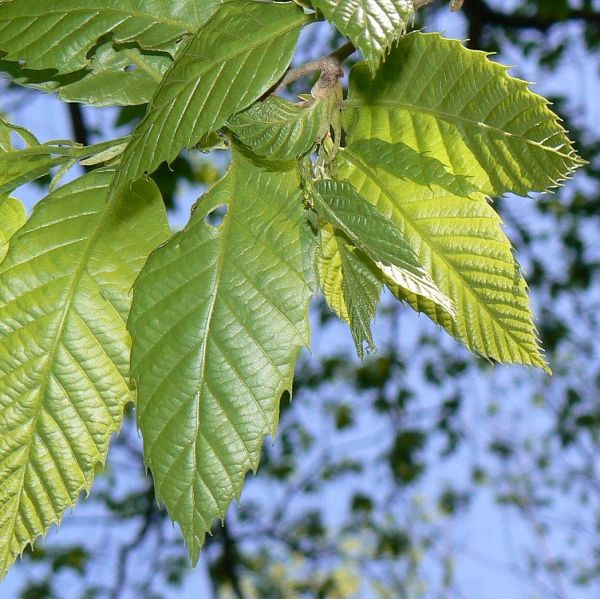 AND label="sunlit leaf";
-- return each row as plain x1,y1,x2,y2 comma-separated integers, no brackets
0,170,170,578
0,196,26,263
313,0,415,74
343,32,584,196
